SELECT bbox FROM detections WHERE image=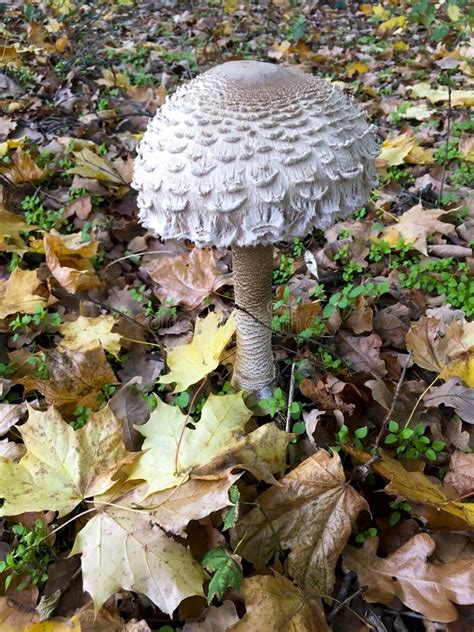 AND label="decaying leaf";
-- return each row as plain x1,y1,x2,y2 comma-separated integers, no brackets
233,450,368,595
424,378,474,424
1,147,46,184
411,83,474,107
445,452,474,496
71,506,206,614
337,332,386,378
183,601,239,631
0,405,132,516
59,314,122,356
346,448,474,527
406,316,474,386
377,132,434,167
159,311,236,392
0,596,81,631
382,205,454,255
0,268,49,319
227,573,330,632
145,248,230,310
44,232,101,293
343,534,474,622
68,148,125,184
0,204,33,253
